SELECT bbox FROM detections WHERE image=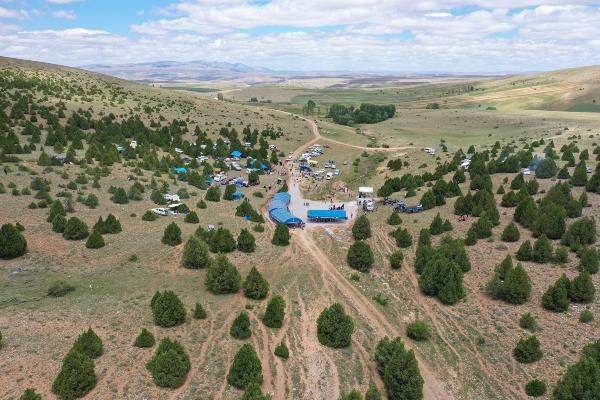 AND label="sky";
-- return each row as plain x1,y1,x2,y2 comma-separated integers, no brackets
1,0,600,73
